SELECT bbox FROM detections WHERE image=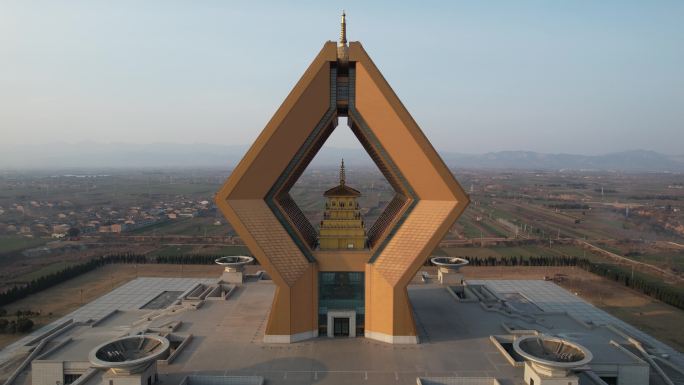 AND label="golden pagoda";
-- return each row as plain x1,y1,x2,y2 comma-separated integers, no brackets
318,159,367,250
